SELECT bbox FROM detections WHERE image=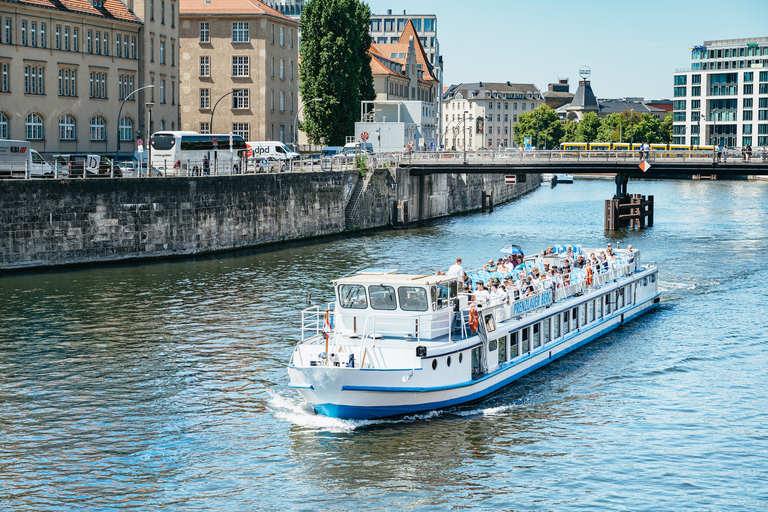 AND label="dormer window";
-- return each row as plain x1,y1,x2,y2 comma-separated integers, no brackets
92,0,104,7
